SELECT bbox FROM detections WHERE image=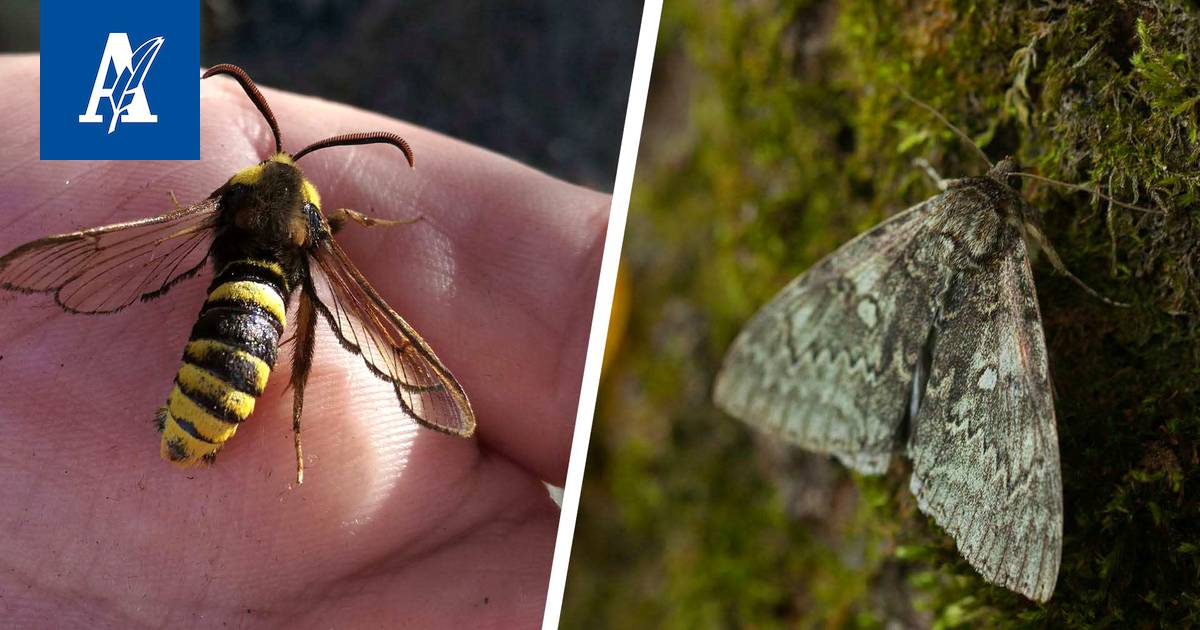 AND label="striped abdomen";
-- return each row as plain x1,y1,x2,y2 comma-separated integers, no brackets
157,259,291,465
